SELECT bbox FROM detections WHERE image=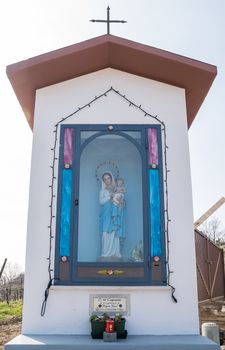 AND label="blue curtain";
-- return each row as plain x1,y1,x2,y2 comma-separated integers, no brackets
59,169,72,256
